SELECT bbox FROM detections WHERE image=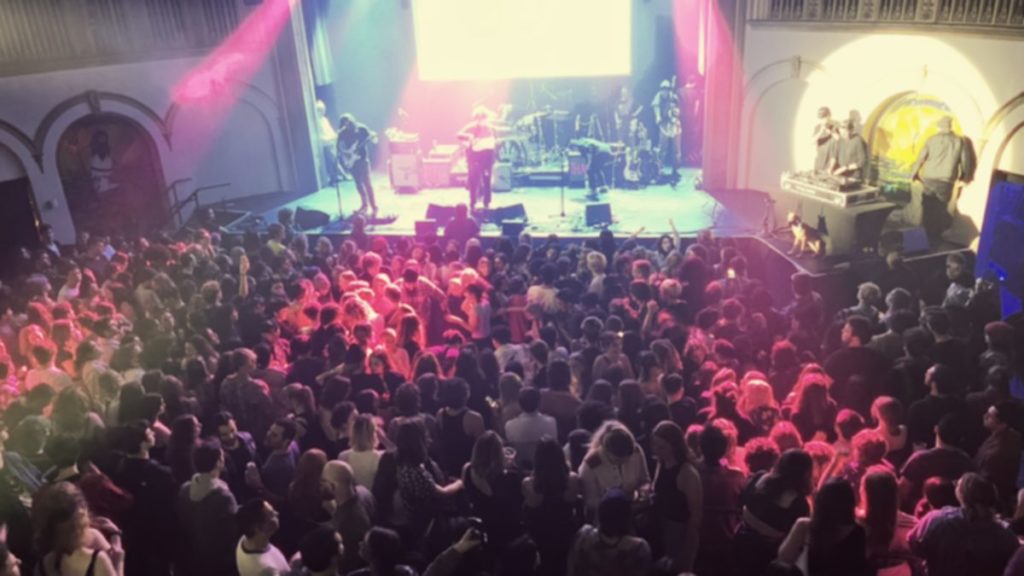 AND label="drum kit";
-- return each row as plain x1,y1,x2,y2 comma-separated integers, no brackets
491,108,577,167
